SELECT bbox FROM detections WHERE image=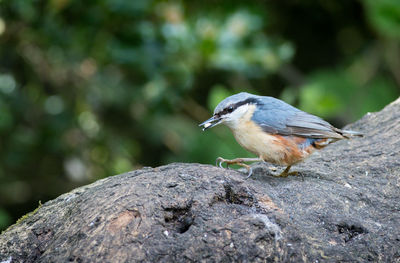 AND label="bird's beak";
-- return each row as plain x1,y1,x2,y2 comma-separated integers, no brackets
199,115,223,131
